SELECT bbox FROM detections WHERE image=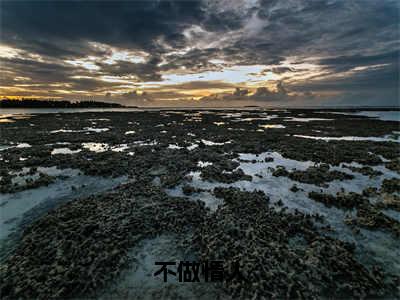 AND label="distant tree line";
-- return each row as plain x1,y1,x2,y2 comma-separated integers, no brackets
0,98,123,108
